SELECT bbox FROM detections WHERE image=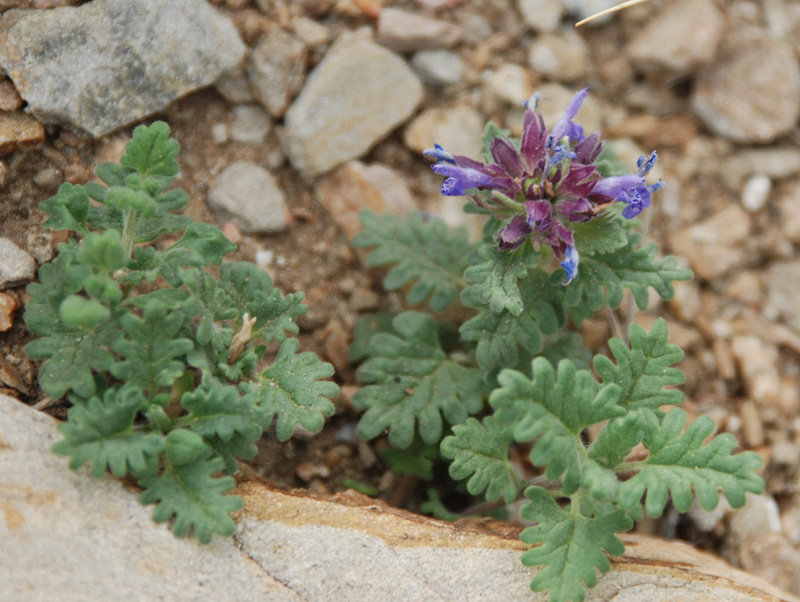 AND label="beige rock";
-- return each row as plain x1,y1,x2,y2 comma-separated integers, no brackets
731,336,781,407
314,161,417,239
0,78,22,111
403,103,484,158
0,394,797,602
376,8,463,53
0,290,17,331
0,111,45,155
528,30,588,82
